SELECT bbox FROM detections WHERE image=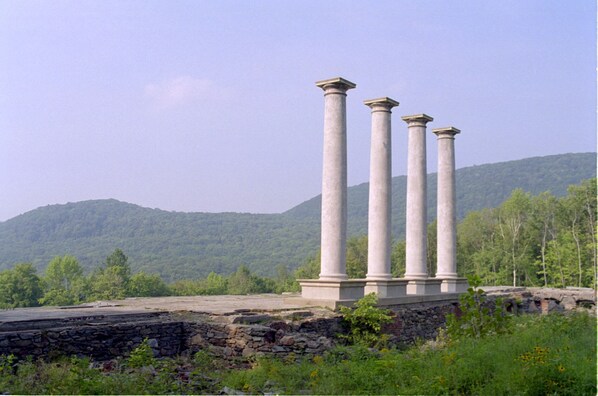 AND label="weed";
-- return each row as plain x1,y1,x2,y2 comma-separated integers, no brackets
126,338,155,368
339,292,393,348
445,274,511,340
